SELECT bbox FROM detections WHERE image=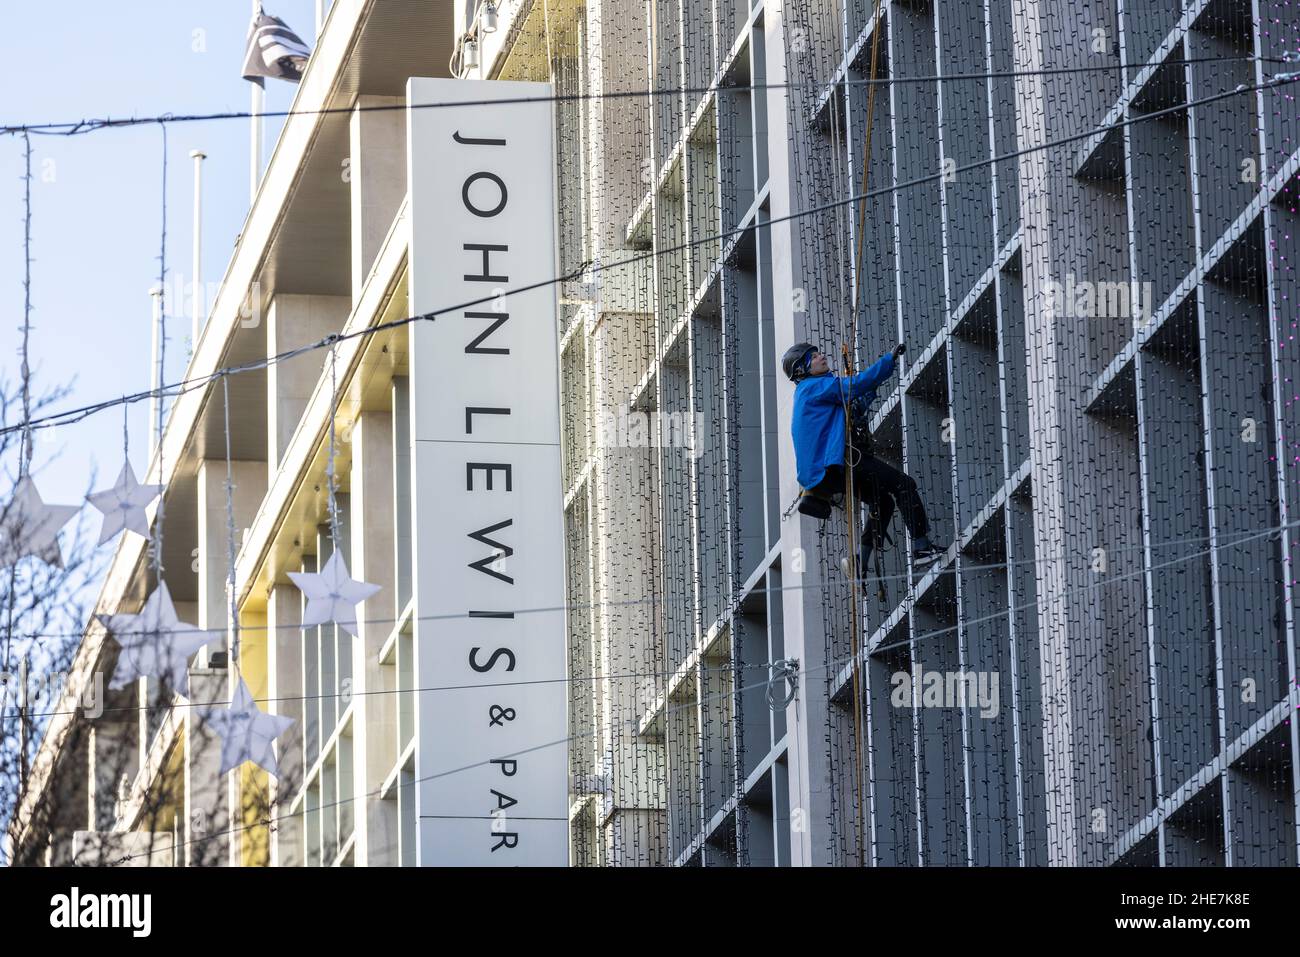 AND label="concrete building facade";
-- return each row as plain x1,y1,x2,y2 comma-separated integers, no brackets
518,0,1300,867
